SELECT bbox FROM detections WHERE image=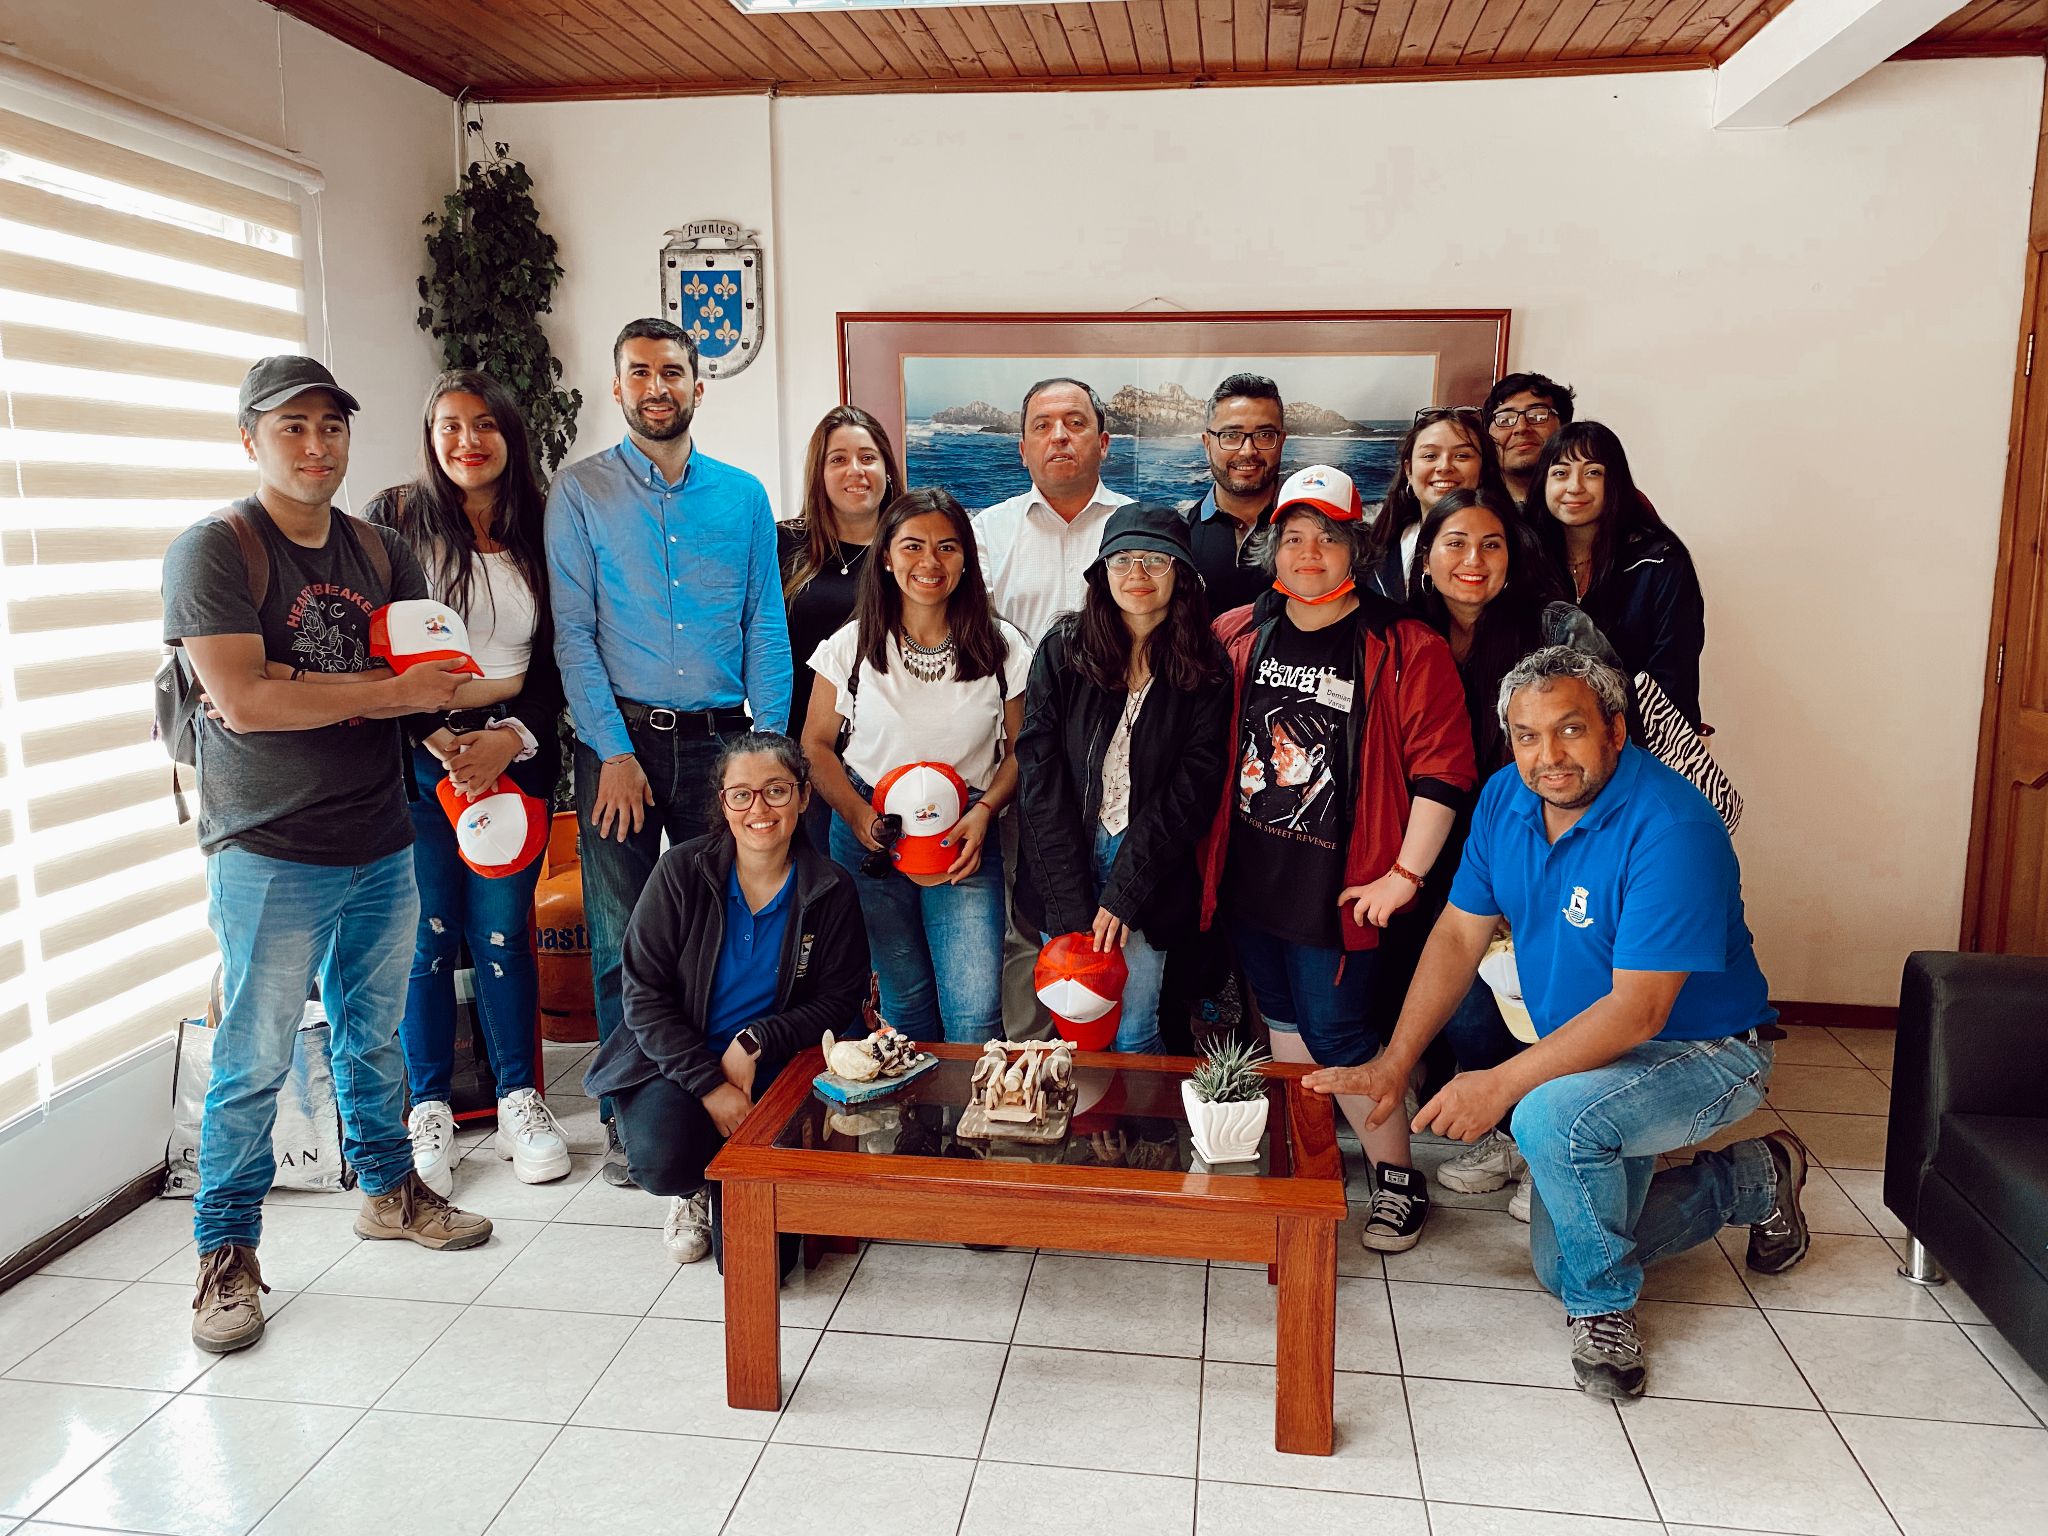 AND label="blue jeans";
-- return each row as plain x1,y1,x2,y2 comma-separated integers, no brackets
830,807,1003,1044
1231,922,1380,1067
1517,1033,1777,1317
400,745,544,1104
1443,977,1523,1073
196,846,418,1254
575,722,734,1120
1038,826,1166,1054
